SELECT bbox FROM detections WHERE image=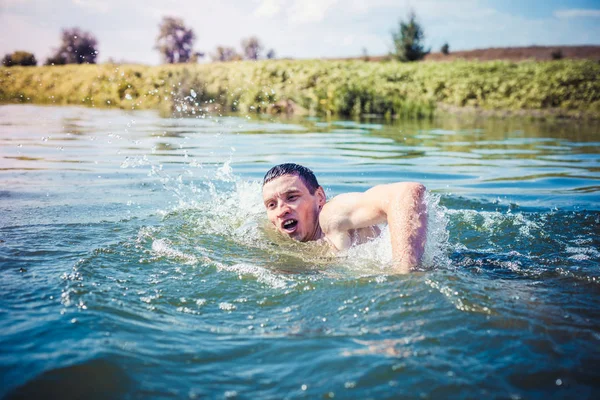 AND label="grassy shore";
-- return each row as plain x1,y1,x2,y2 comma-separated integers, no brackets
1,59,599,119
